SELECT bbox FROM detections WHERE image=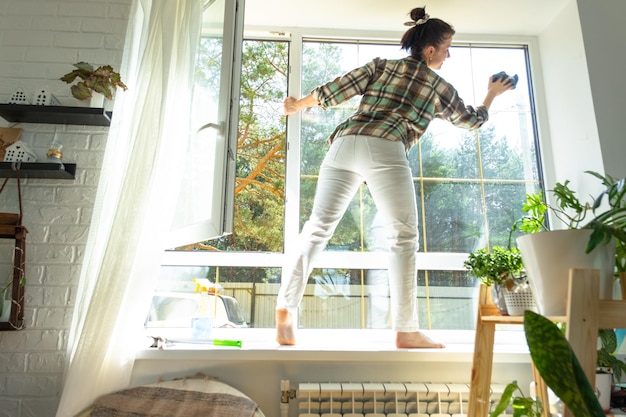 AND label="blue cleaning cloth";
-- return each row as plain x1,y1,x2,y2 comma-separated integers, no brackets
492,71,519,89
